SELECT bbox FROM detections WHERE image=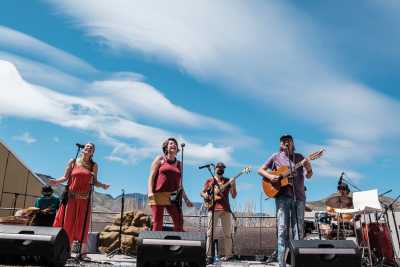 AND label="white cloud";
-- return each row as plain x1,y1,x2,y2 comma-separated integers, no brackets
89,79,235,131
13,132,37,144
